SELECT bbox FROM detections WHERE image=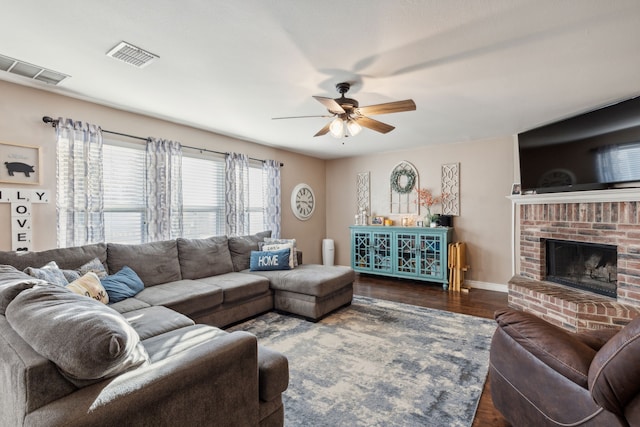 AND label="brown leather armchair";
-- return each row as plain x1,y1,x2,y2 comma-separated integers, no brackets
489,309,640,426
